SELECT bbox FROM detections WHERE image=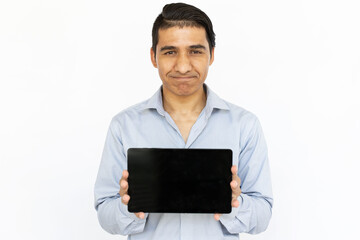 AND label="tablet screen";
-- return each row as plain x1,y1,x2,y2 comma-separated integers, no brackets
127,148,232,213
